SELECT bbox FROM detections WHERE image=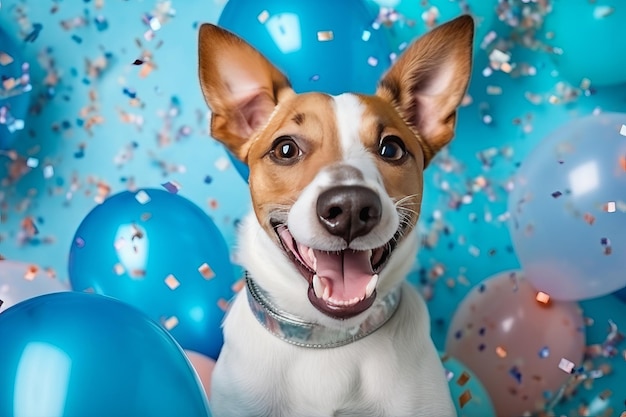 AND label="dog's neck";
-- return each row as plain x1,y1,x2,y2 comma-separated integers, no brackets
245,273,402,349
